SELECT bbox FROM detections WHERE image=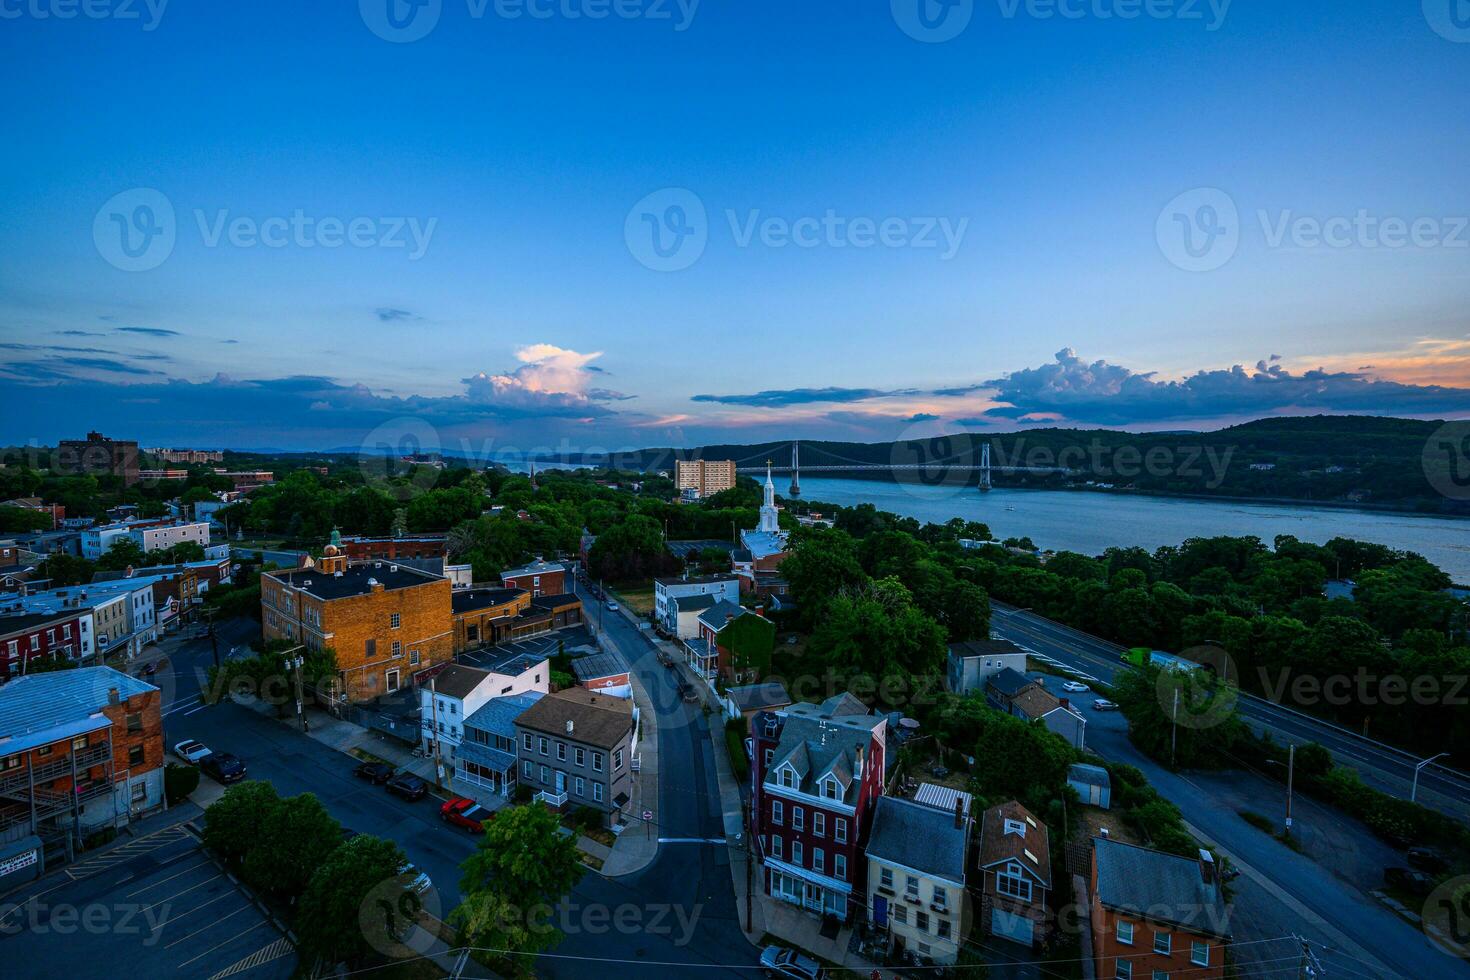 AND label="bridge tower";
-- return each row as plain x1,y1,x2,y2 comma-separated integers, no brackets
978,442,992,492
789,441,801,497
